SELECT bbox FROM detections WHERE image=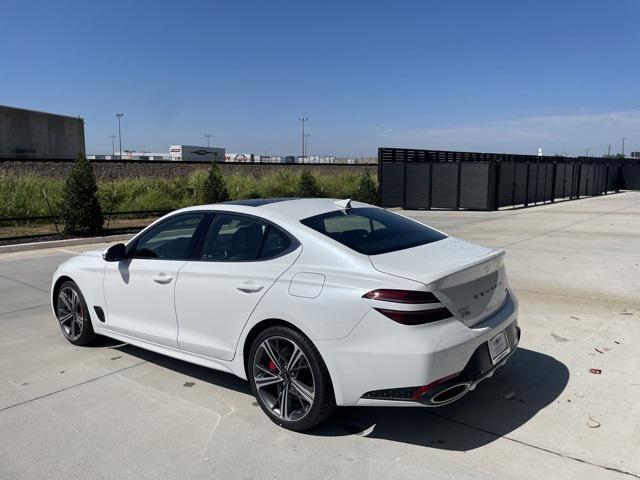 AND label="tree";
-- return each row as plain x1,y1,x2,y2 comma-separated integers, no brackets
60,153,103,235
297,170,322,197
353,170,378,205
203,162,229,203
